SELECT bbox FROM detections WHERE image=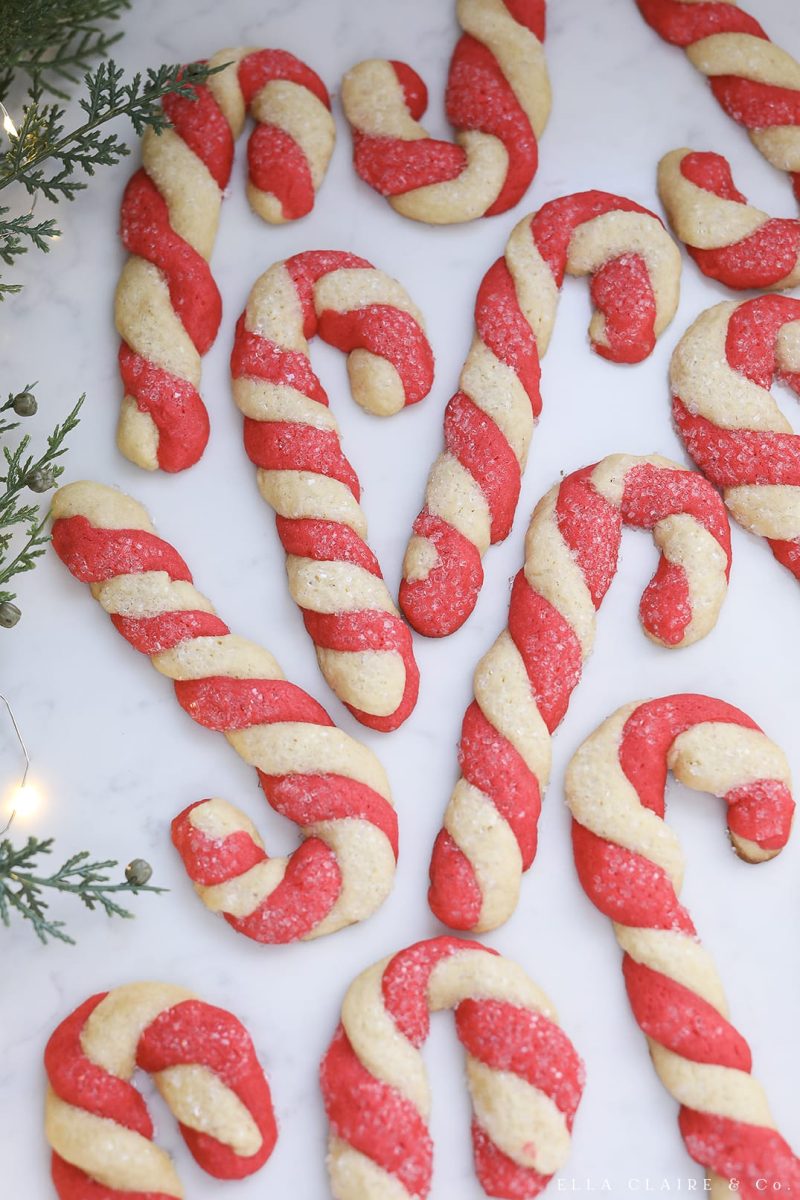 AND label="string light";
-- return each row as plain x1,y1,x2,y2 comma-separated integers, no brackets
1,693,39,830
0,100,18,140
